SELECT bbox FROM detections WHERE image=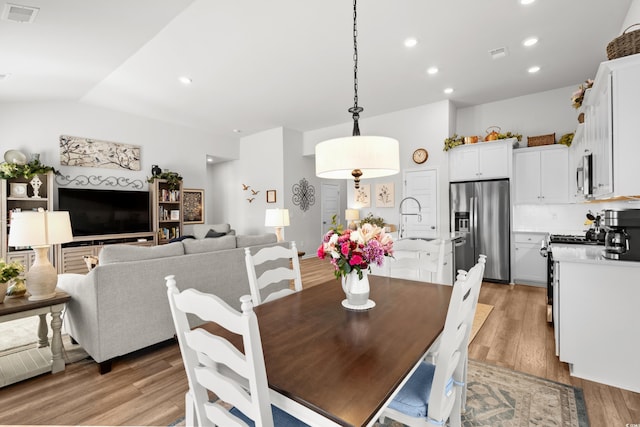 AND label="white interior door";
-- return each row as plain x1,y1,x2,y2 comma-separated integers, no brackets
321,183,340,235
402,169,438,239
